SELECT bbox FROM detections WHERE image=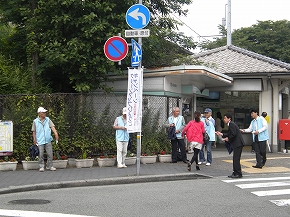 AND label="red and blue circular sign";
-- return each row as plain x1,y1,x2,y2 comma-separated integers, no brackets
104,36,128,62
